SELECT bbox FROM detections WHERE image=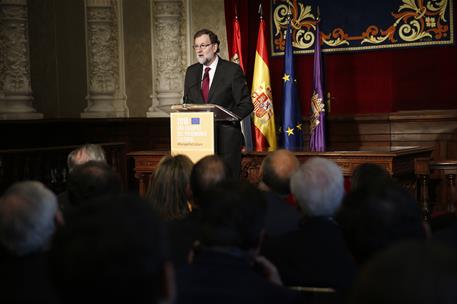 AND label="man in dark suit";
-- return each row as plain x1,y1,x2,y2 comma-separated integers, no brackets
262,157,357,294
258,149,302,237
183,29,253,177
176,180,301,304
